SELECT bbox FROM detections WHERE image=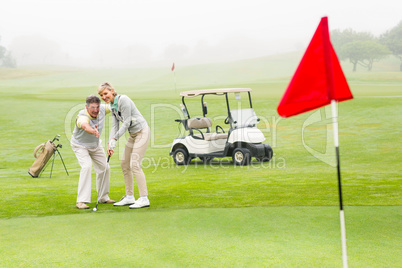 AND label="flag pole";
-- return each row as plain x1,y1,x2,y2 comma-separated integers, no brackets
171,62,177,93
331,99,348,268
277,16,352,268
322,16,348,267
